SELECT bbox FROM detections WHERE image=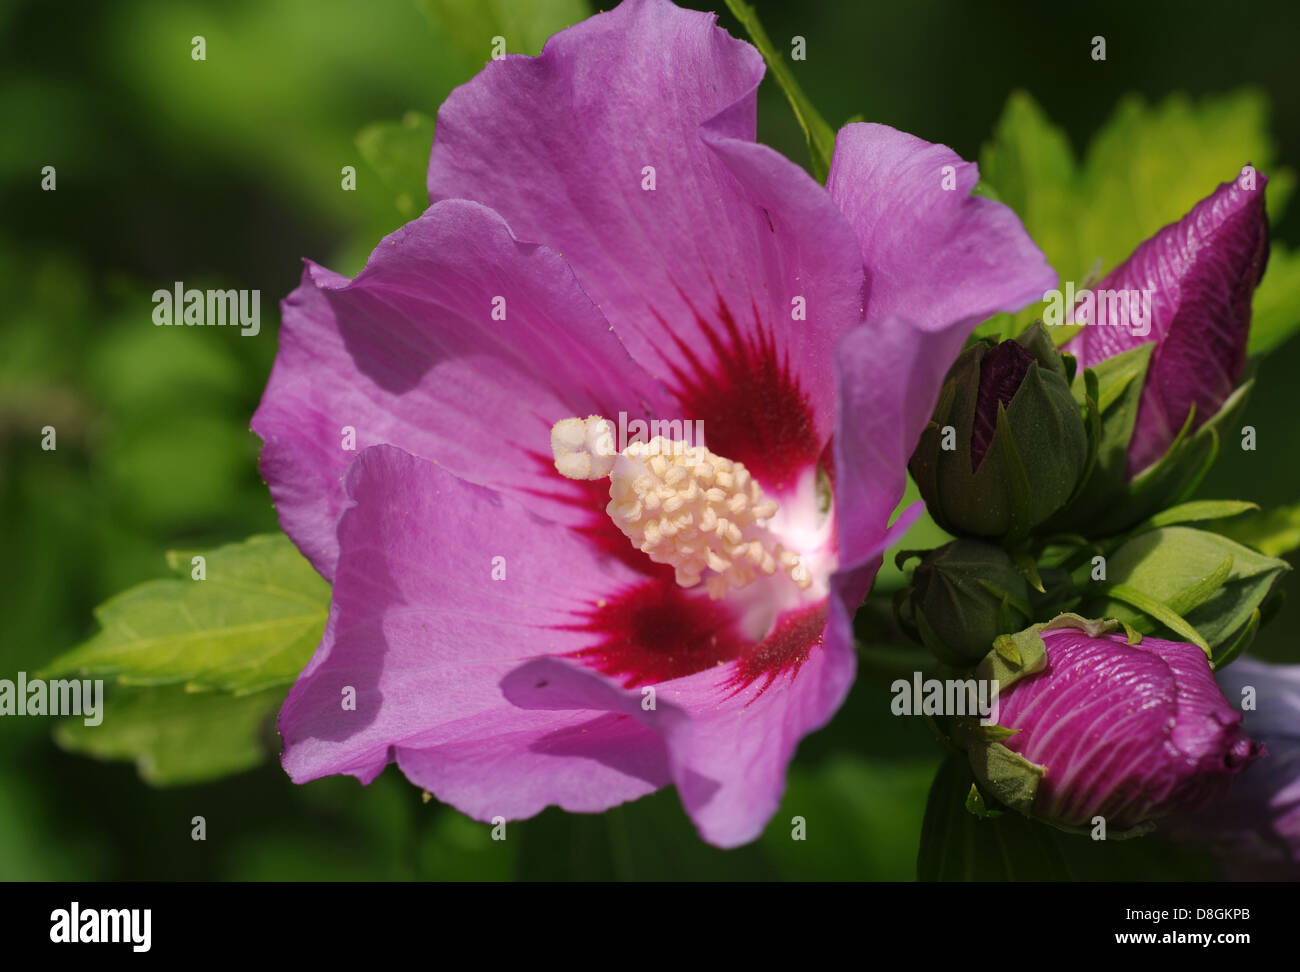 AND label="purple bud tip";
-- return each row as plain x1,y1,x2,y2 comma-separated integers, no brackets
971,340,1035,469
997,628,1263,829
1069,172,1270,476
